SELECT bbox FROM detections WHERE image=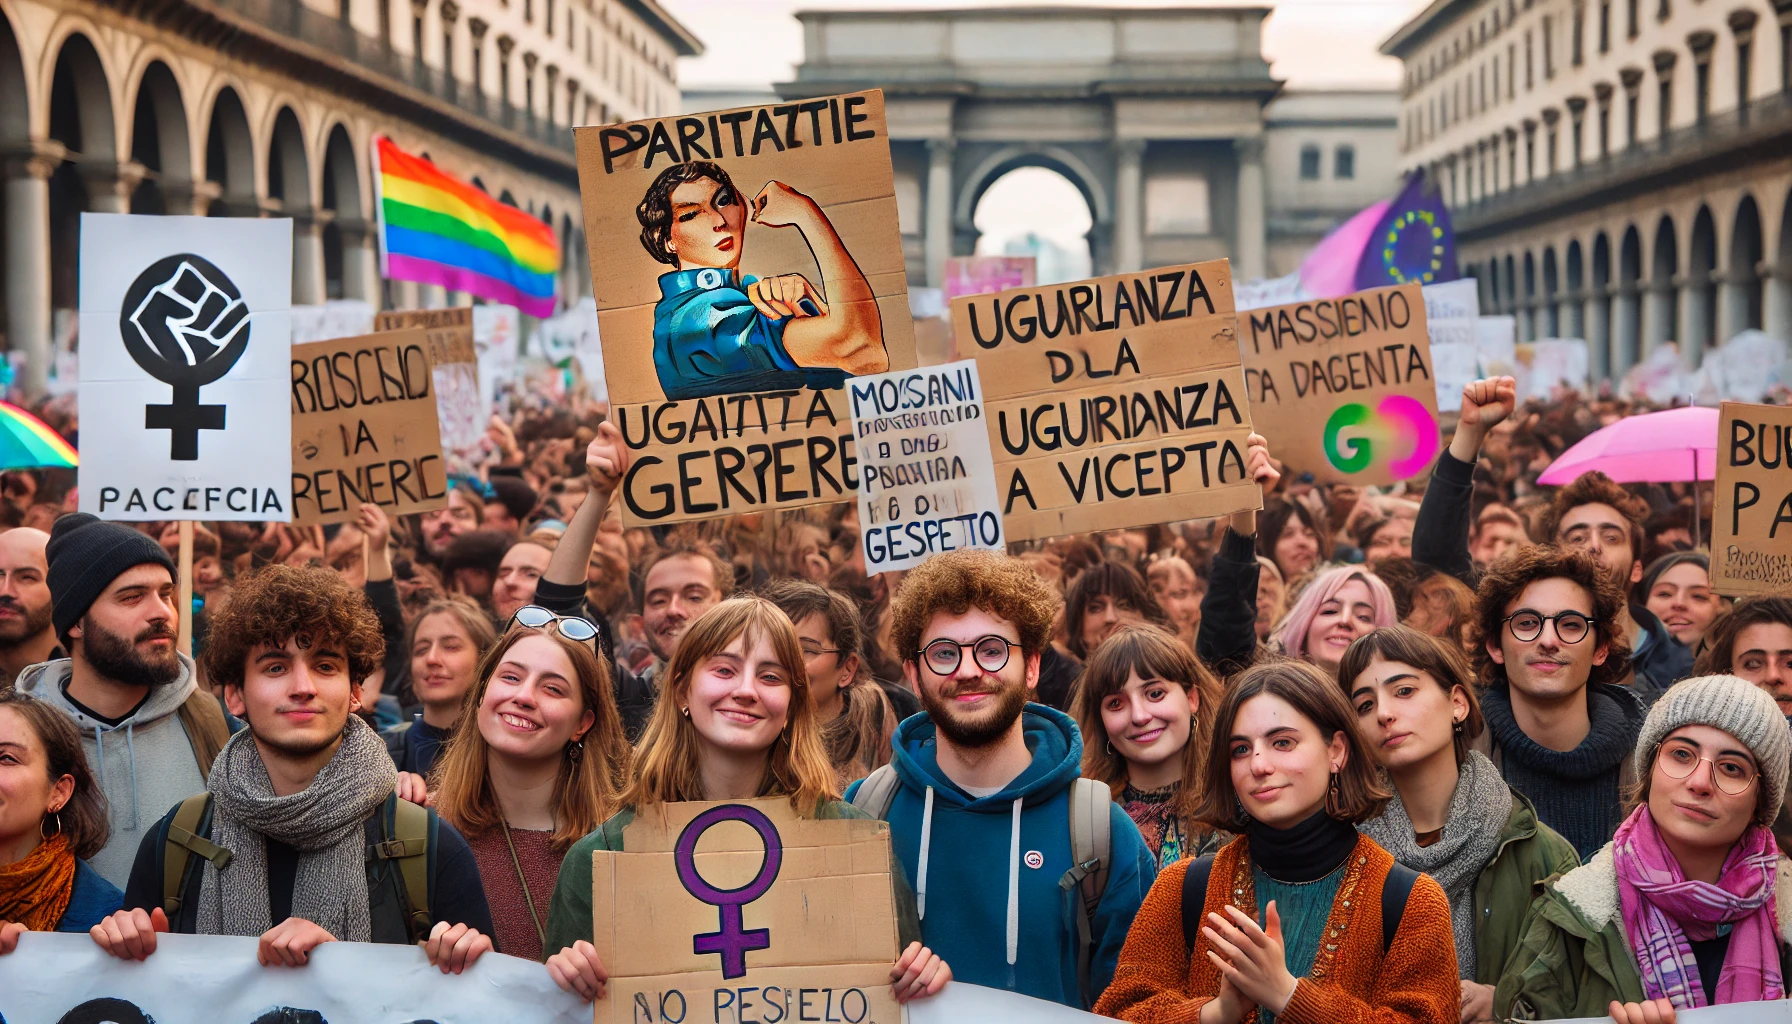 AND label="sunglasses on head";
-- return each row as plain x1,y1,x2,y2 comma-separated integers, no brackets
508,605,599,649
